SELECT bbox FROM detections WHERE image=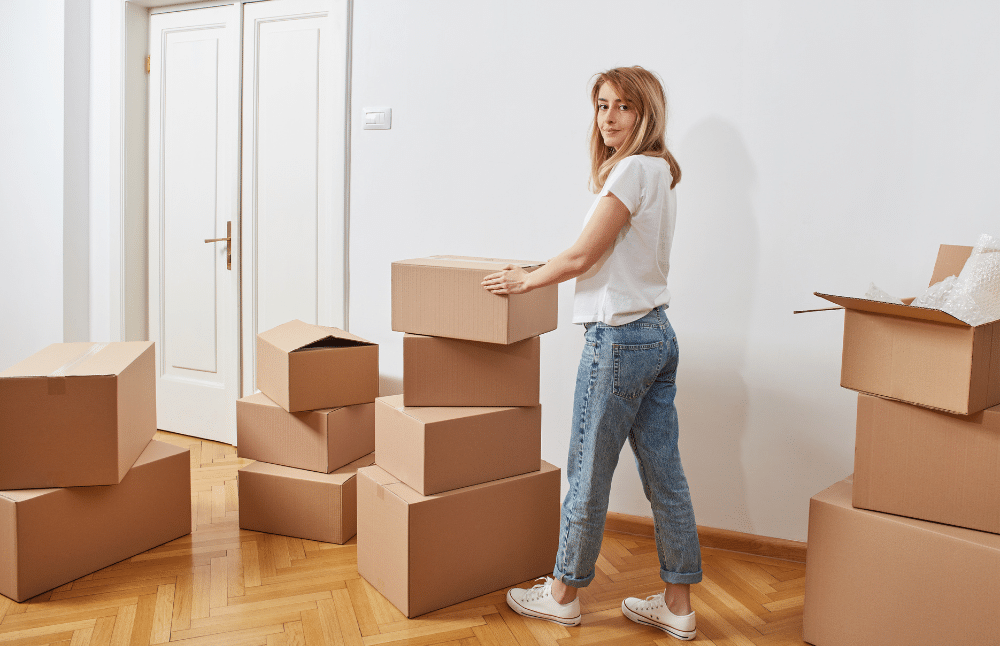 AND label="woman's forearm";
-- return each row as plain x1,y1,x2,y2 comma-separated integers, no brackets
524,194,629,292
523,251,591,291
